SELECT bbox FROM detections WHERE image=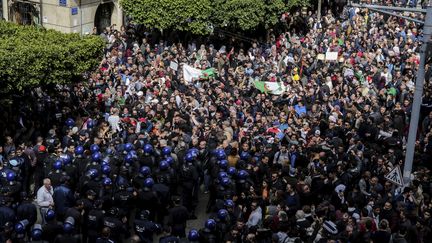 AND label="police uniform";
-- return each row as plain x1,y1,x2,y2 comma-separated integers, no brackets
179,162,199,215
48,170,67,188
42,222,63,243
102,215,128,243
153,182,170,224
133,218,161,243
167,203,189,238
64,163,79,188
53,233,81,243
43,154,57,178
87,208,105,242
75,157,90,175
198,229,217,243
137,189,159,221
16,200,38,226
